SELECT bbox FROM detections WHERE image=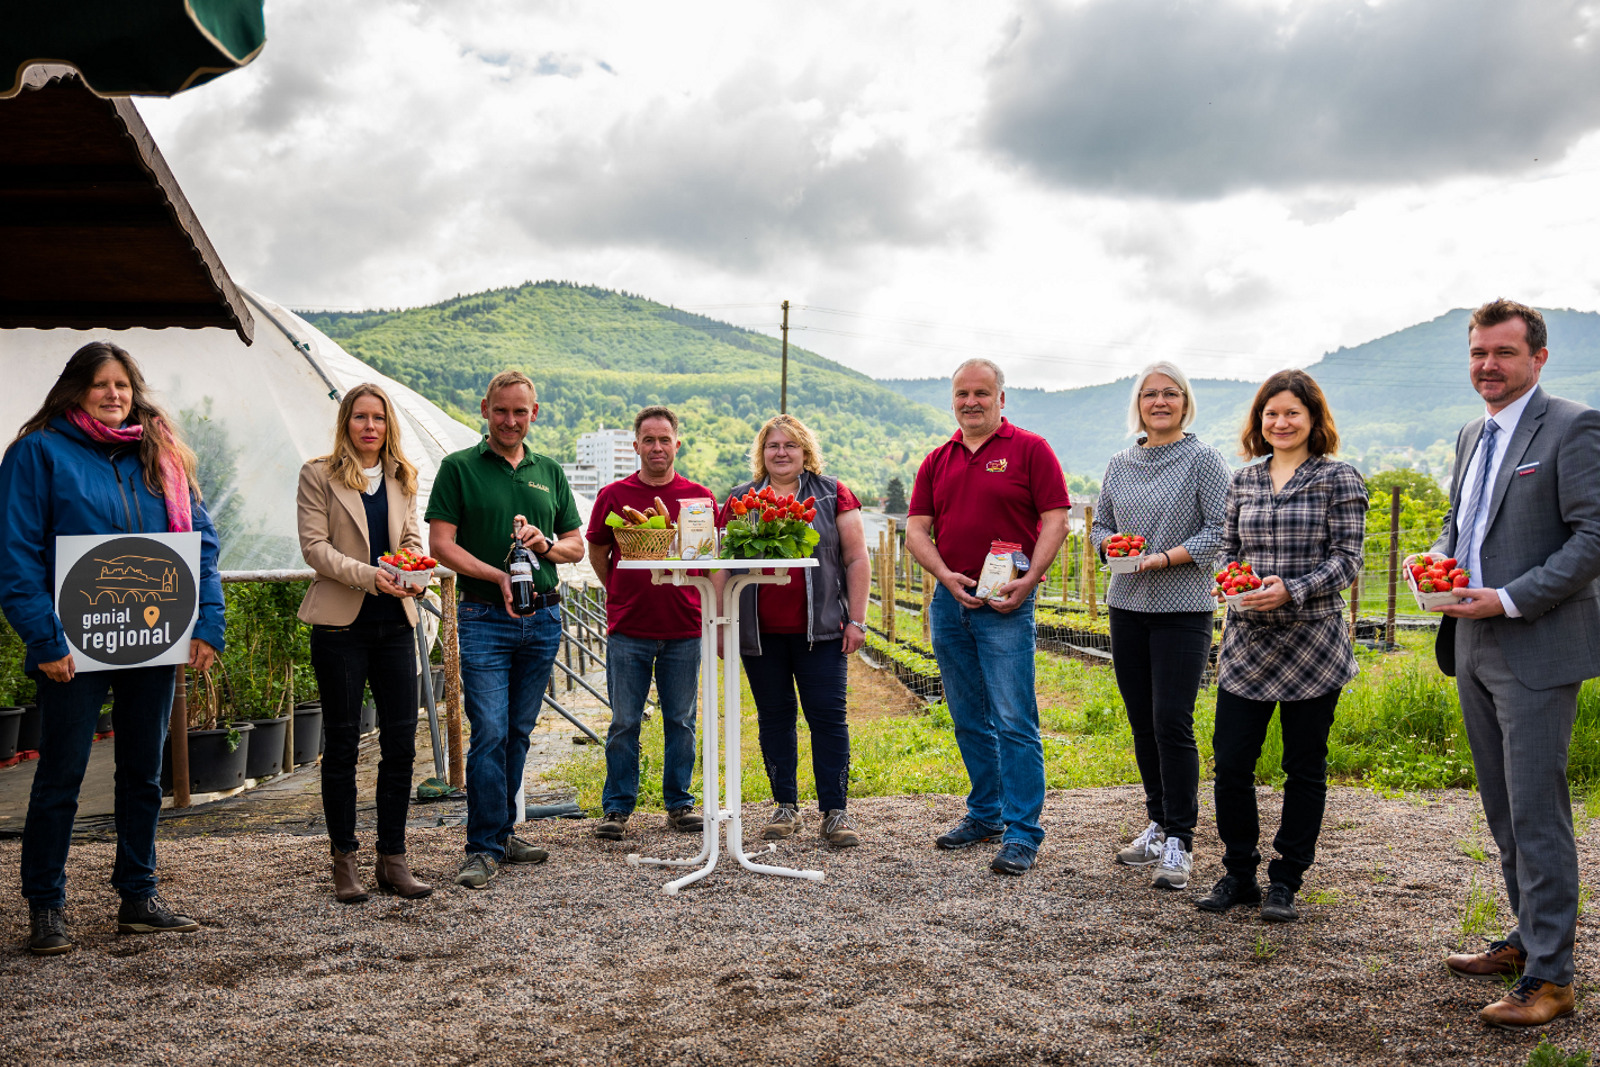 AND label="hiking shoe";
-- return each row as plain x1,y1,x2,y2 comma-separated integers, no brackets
1260,882,1300,923
762,806,801,840
821,809,860,847
1151,836,1192,890
116,894,199,935
501,834,548,864
1116,821,1165,866
1195,874,1262,913
594,812,629,840
454,853,497,890
27,906,72,956
990,842,1037,875
666,807,704,833
935,815,1004,850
